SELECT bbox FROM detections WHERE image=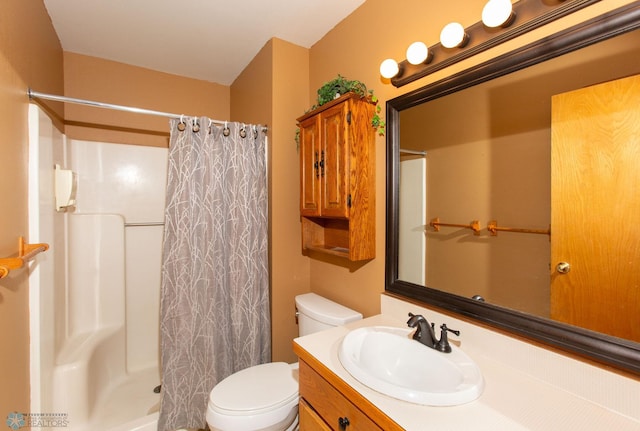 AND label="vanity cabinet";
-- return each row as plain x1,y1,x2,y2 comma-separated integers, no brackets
297,93,376,261
295,347,403,431
299,399,332,431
